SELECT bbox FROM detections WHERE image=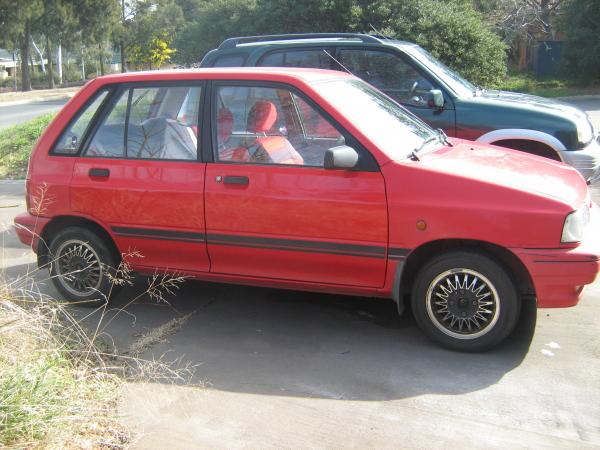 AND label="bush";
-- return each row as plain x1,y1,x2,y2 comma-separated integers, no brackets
174,0,507,87
560,0,600,83
362,0,507,87
0,113,55,179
